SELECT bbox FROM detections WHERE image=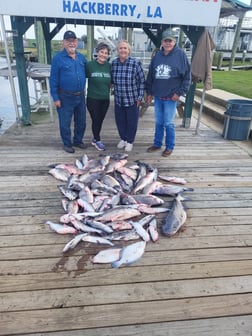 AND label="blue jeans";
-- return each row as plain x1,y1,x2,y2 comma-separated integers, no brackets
153,97,177,150
57,93,86,147
114,103,139,144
